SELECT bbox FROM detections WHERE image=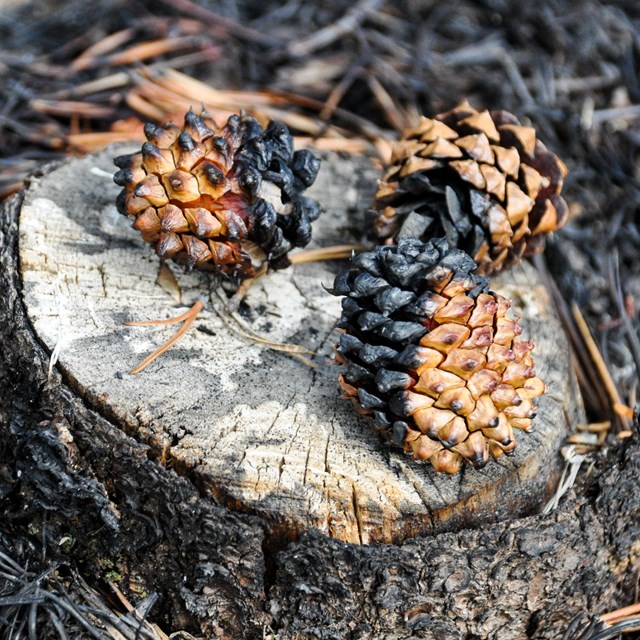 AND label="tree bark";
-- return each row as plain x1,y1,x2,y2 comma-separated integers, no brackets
0,149,637,639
